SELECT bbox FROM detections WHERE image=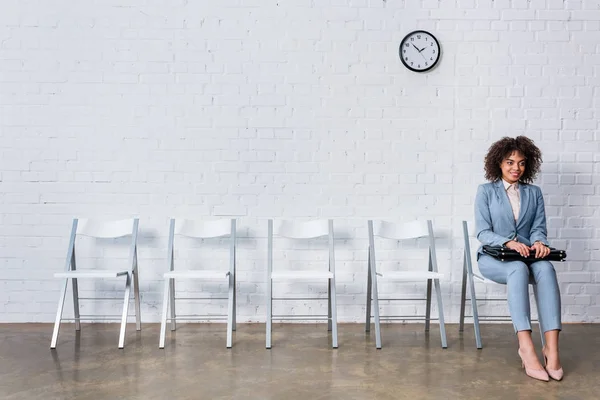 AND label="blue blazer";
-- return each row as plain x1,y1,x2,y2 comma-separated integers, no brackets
474,180,549,257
